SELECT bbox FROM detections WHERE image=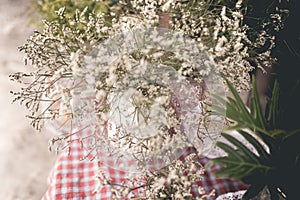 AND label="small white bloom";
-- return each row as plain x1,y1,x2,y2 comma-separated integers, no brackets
105,74,117,86
162,0,173,12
